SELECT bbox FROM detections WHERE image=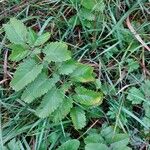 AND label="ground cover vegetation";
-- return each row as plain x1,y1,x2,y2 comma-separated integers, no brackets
0,0,150,149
